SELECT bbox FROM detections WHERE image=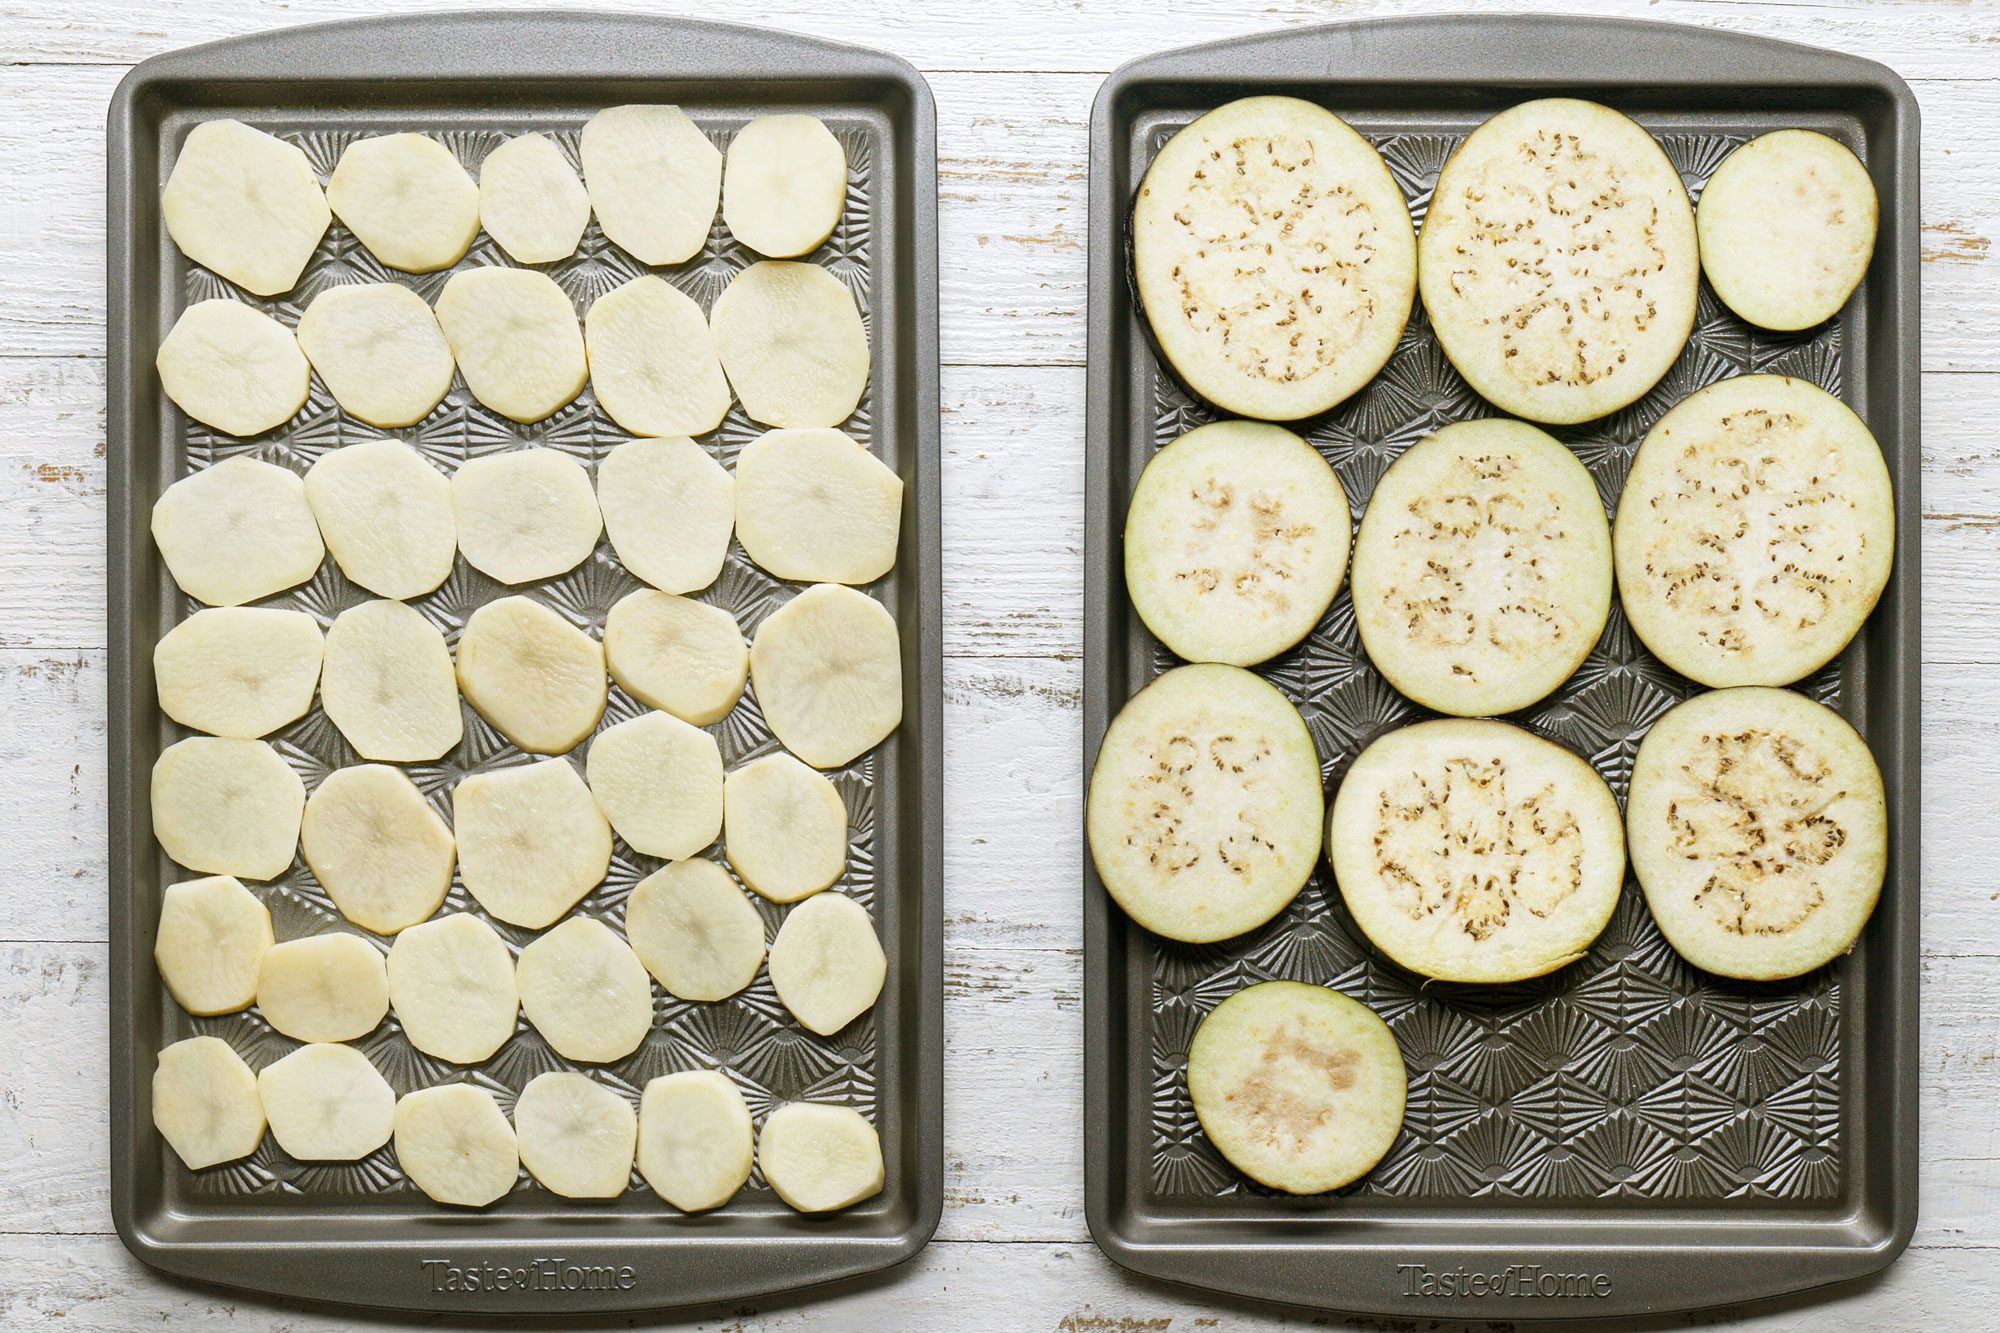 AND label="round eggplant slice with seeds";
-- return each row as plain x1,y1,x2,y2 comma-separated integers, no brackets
1124,421,1350,668
1697,130,1877,332
1086,664,1323,944
1351,418,1611,717
1132,96,1415,421
1188,980,1406,1194
1614,373,1893,689
1418,98,1698,425
1628,686,1886,981
1328,718,1624,983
